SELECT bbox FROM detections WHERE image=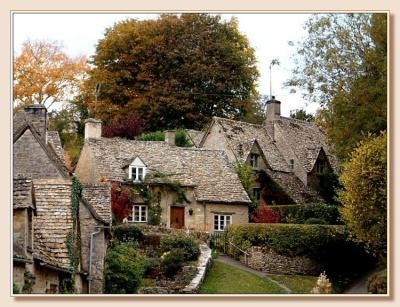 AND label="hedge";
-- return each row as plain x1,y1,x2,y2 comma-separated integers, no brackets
113,224,144,243
269,203,343,225
224,223,348,258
